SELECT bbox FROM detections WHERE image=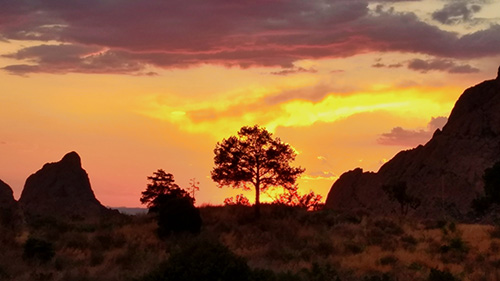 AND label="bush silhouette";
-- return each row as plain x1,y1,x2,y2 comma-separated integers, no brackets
382,181,420,215
428,268,457,281
156,194,202,237
471,161,500,214
145,239,252,281
483,161,500,203
23,237,55,263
